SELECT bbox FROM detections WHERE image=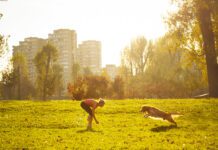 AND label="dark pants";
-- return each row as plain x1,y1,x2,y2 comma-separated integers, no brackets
80,102,92,116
